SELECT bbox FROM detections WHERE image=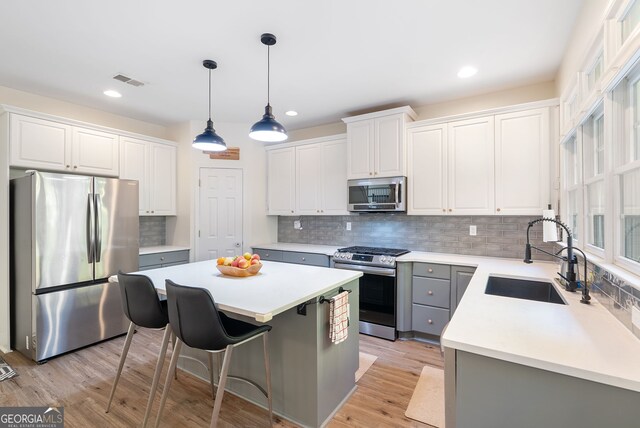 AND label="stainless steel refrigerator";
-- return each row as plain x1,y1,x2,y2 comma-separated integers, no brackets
10,171,139,362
